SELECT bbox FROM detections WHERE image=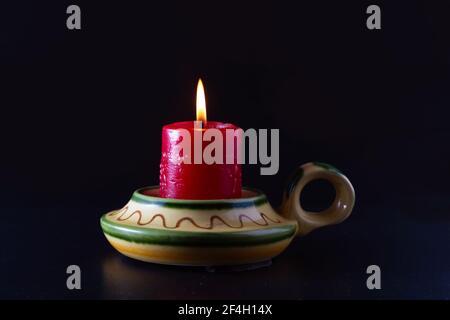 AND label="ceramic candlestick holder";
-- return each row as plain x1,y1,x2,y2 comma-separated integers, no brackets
100,162,355,266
